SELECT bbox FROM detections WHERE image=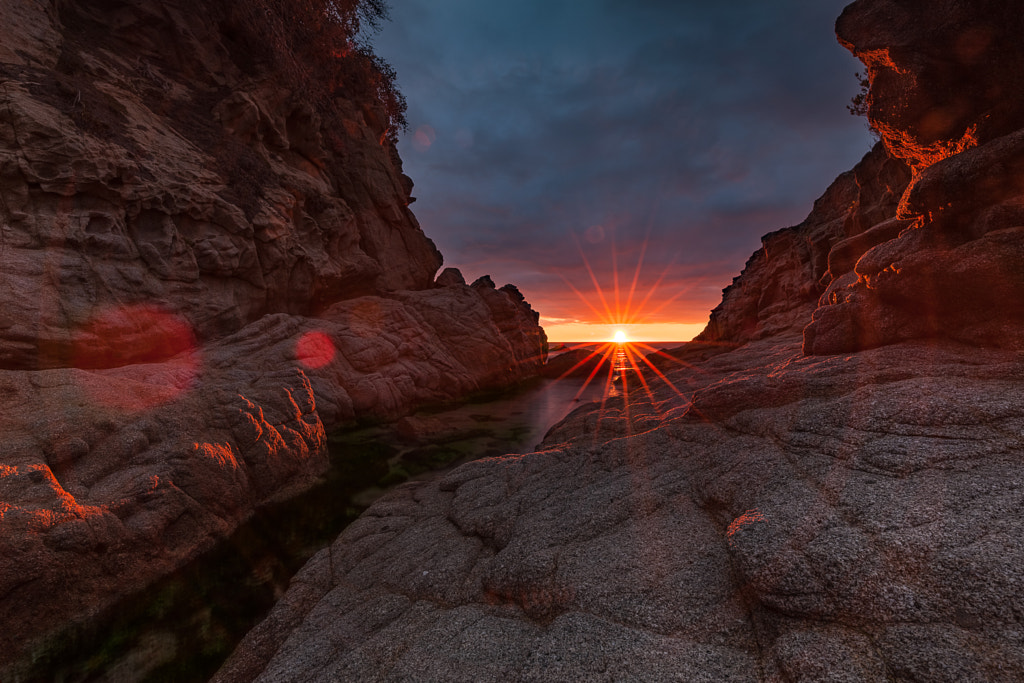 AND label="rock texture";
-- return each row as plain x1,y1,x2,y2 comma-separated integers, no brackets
697,142,911,347
216,1,1024,681
804,0,1024,354
217,336,1024,682
0,0,545,671
697,0,1024,357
